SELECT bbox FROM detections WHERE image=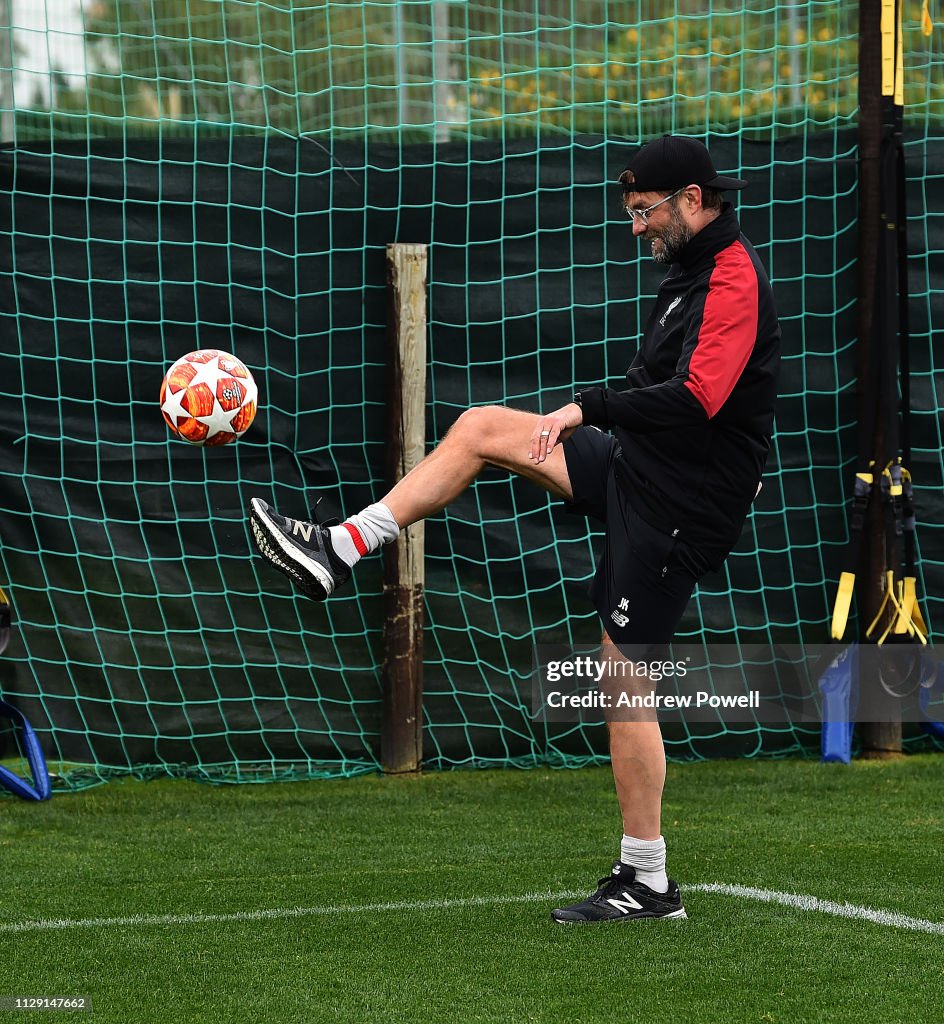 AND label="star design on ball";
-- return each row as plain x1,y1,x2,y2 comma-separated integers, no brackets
195,398,242,437
187,356,231,392
160,382,191,425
